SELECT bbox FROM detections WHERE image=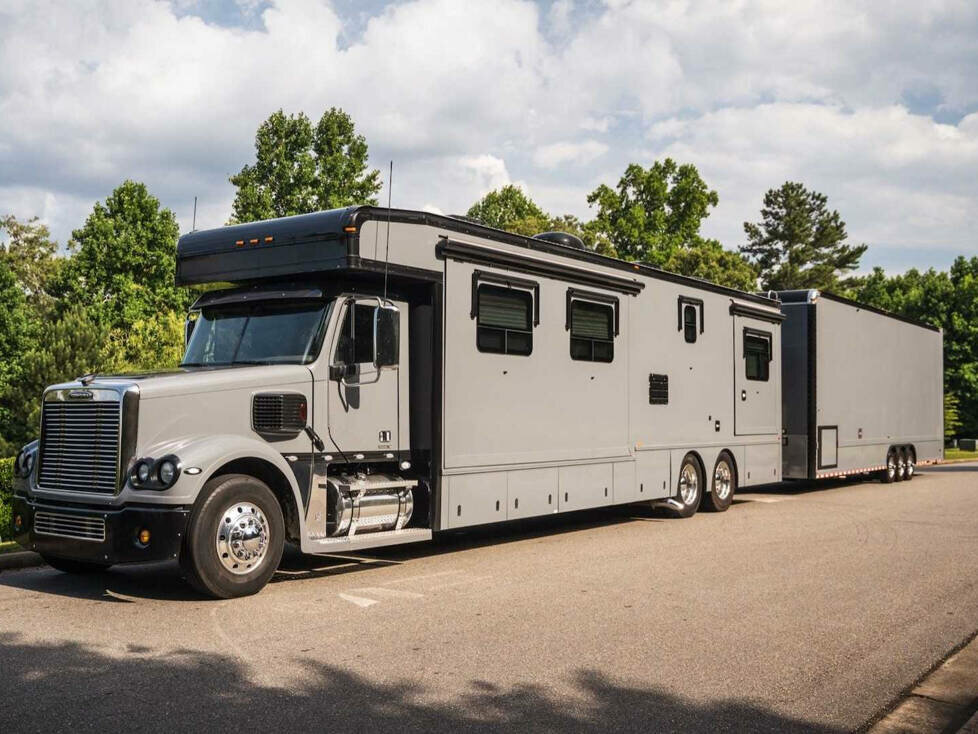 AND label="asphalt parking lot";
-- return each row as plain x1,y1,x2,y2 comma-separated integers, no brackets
2,463,977,732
